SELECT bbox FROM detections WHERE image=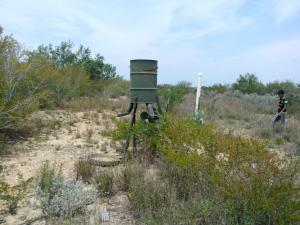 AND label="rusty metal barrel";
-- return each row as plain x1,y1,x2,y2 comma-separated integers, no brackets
130,59,158,103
